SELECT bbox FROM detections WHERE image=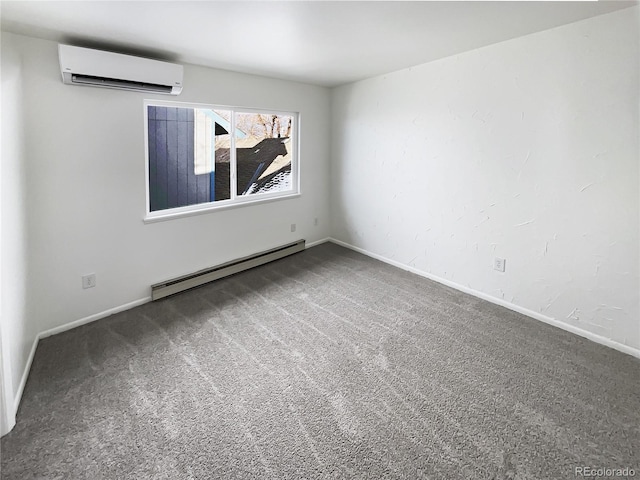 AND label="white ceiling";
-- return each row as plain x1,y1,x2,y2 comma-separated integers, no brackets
1,1,637,87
